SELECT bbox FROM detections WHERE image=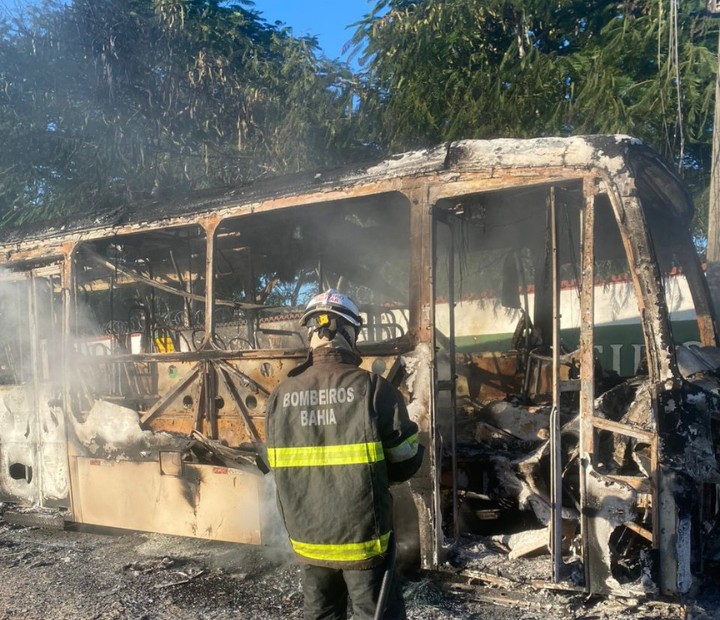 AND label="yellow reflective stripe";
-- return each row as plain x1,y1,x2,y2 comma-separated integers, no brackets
267,442,384,468
385,433,419,463
291,531,391,562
